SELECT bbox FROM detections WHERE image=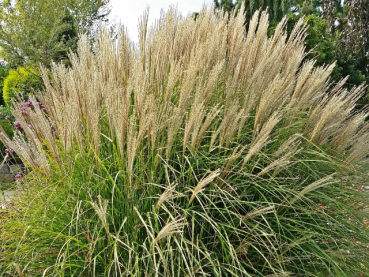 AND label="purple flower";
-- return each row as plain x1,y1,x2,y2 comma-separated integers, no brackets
15,174,22,179
37,102,42,106
5,115,10,120
26,101,34,109
41,107,46,112
21,109,28,115
0,107,2,111
14,121,23,131
5,148,14,154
